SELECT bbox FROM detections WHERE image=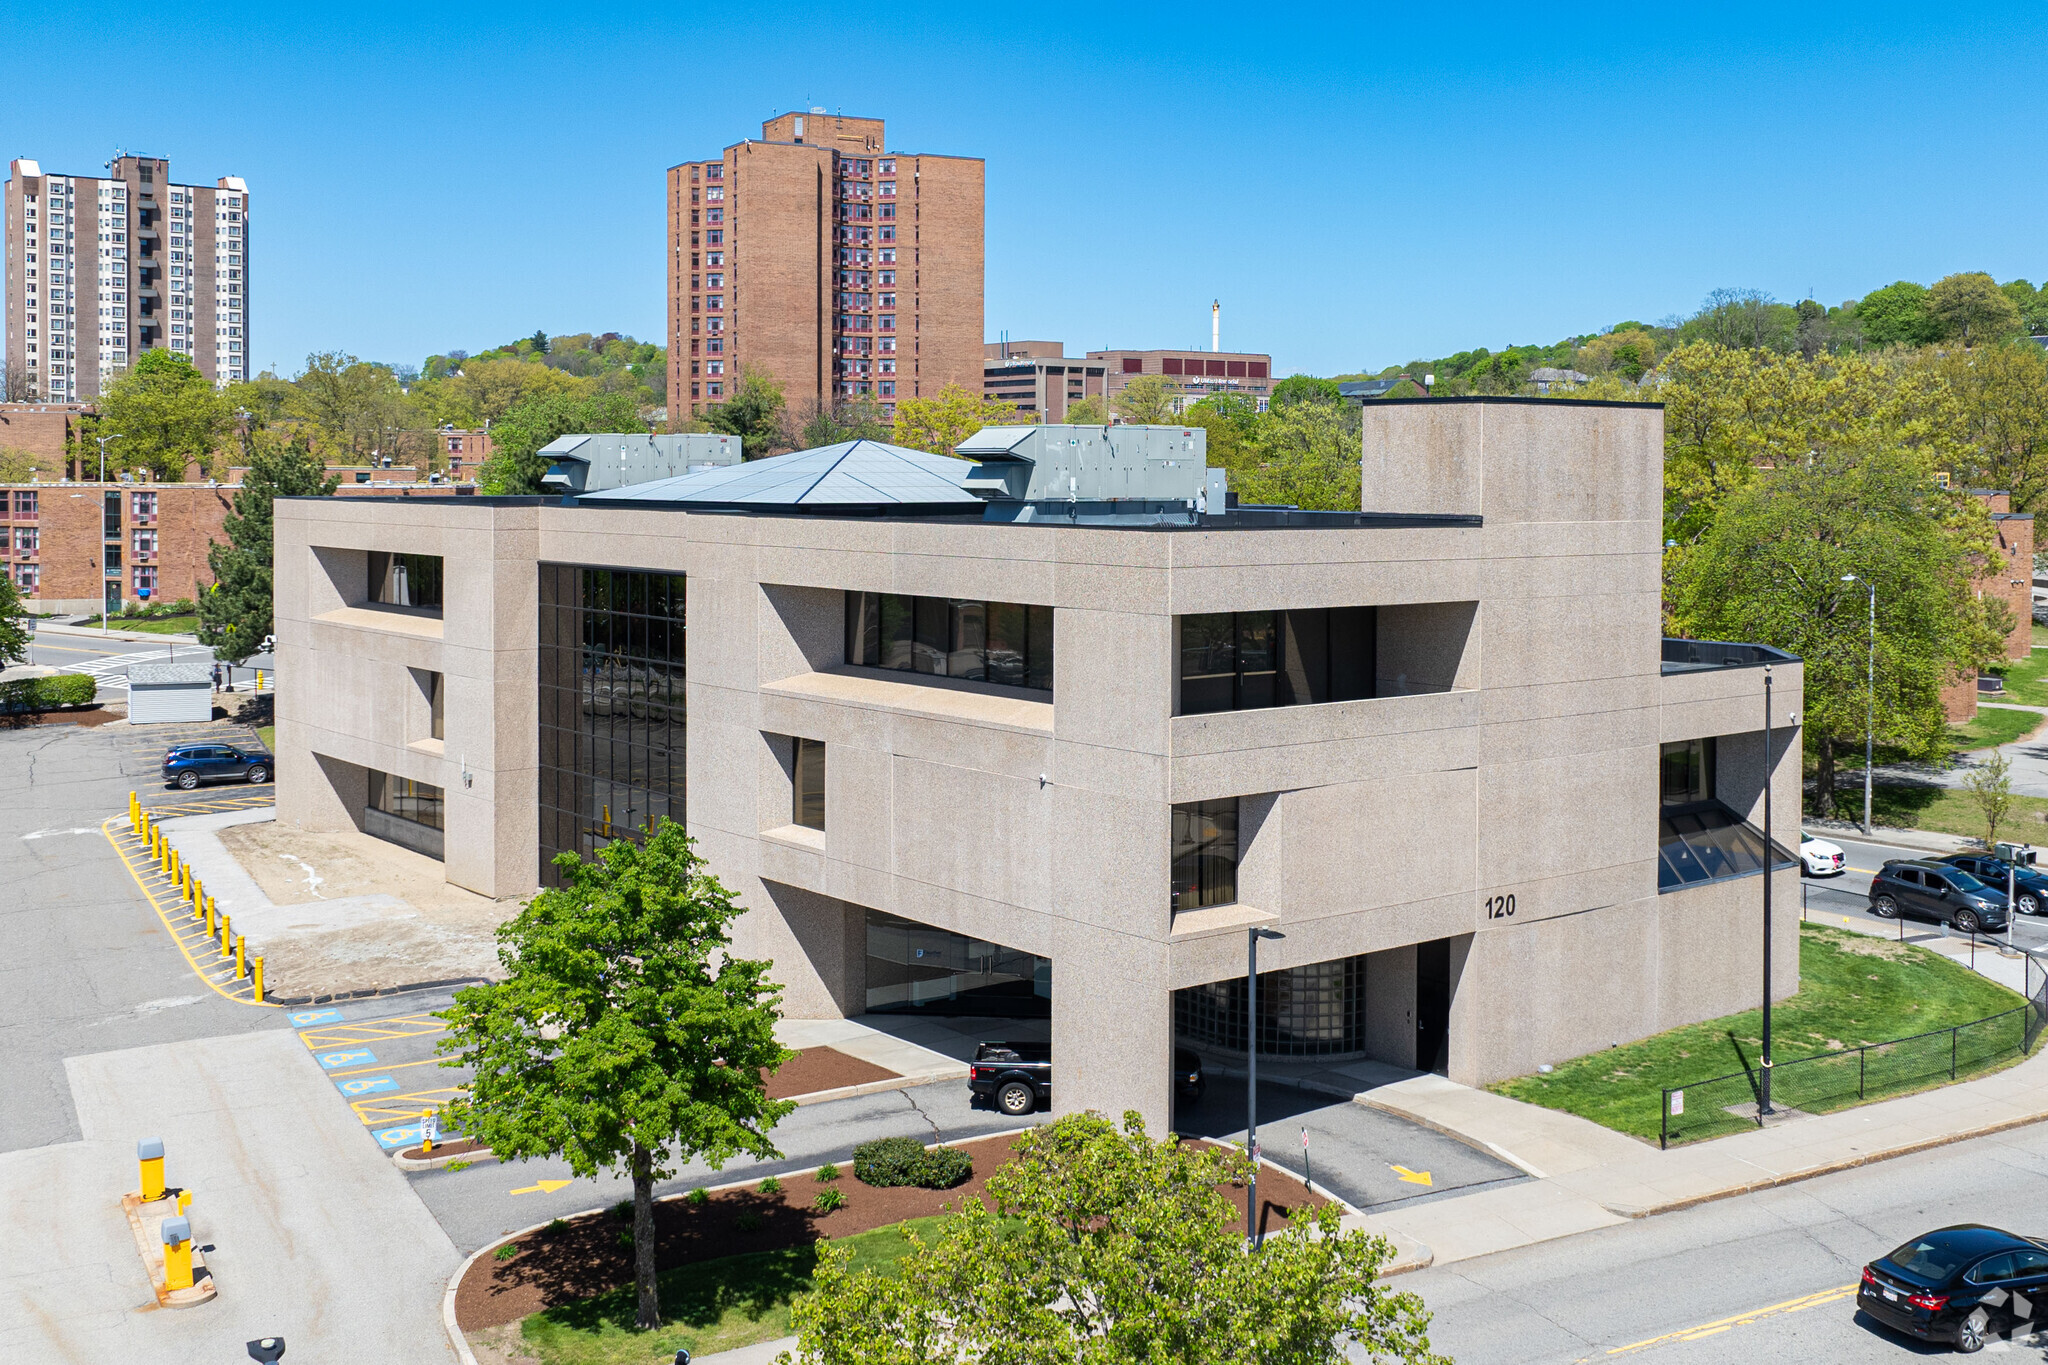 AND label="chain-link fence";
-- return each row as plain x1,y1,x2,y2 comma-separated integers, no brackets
1659,951,2048,1148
